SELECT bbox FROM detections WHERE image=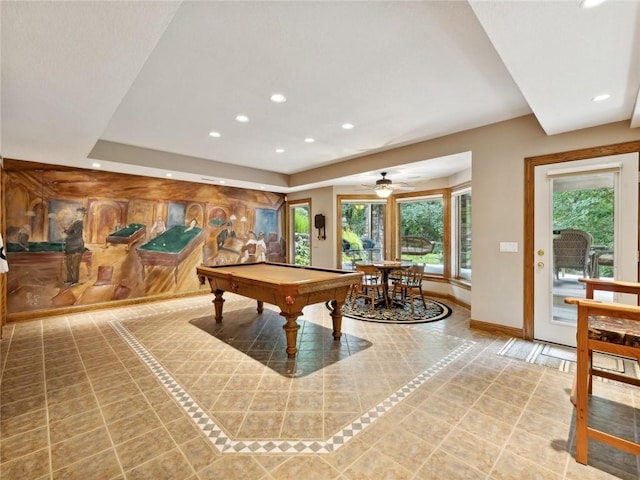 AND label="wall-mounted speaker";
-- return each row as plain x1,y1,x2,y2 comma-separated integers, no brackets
314,214,326,240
